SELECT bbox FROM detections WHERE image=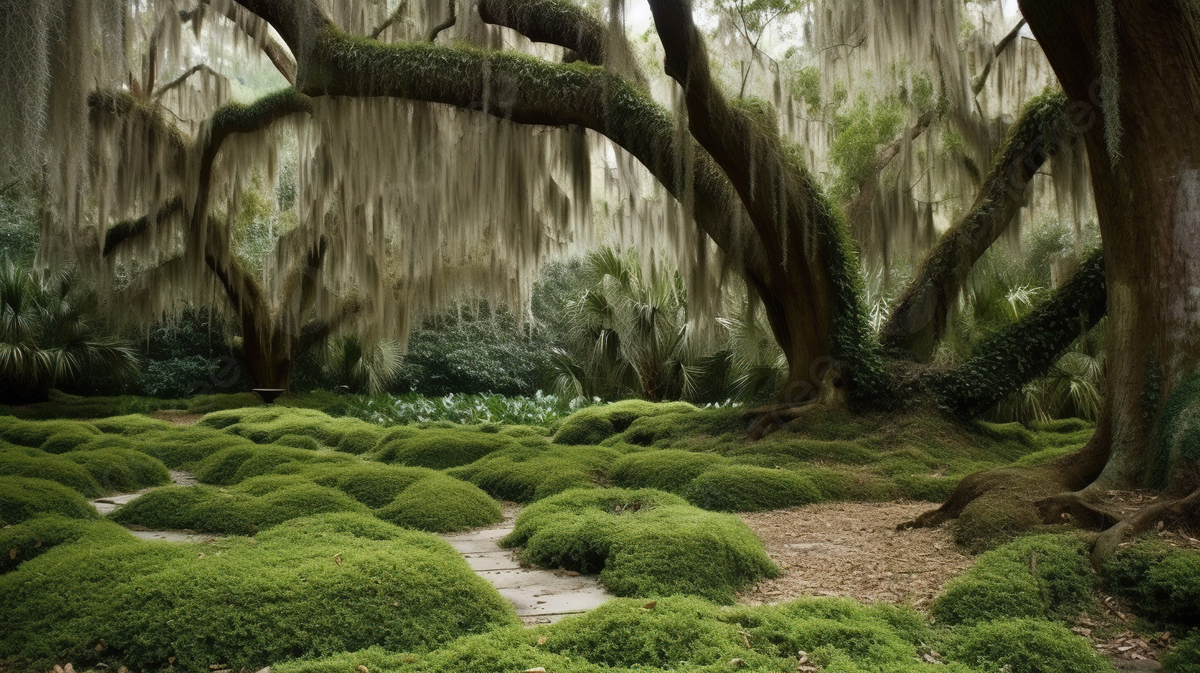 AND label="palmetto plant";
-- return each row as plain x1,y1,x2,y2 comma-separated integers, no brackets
549,248,708,402
0,258,141,403
323,334,404,396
